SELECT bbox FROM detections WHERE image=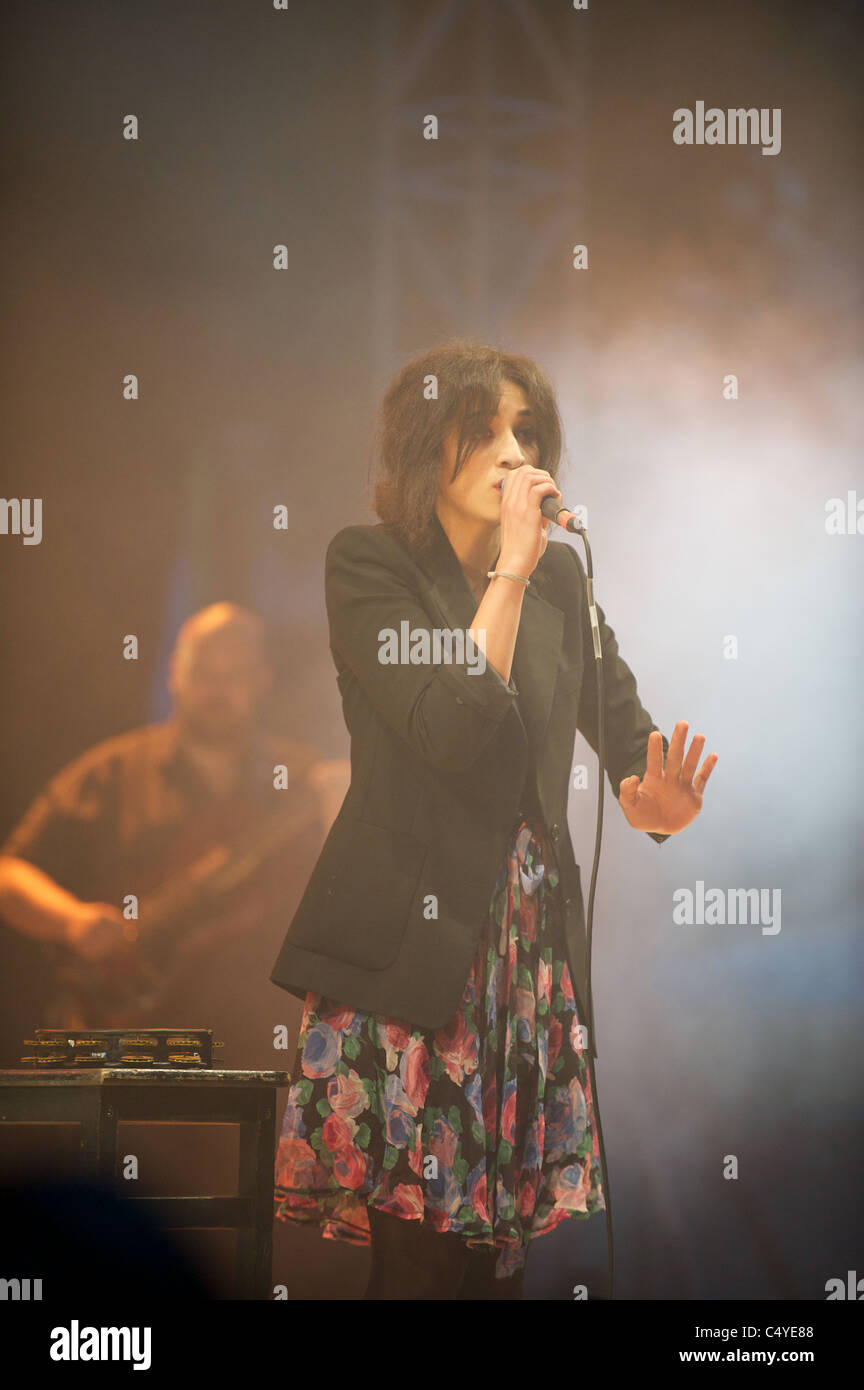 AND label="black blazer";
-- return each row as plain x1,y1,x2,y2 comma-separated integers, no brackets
270,513,669,1057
